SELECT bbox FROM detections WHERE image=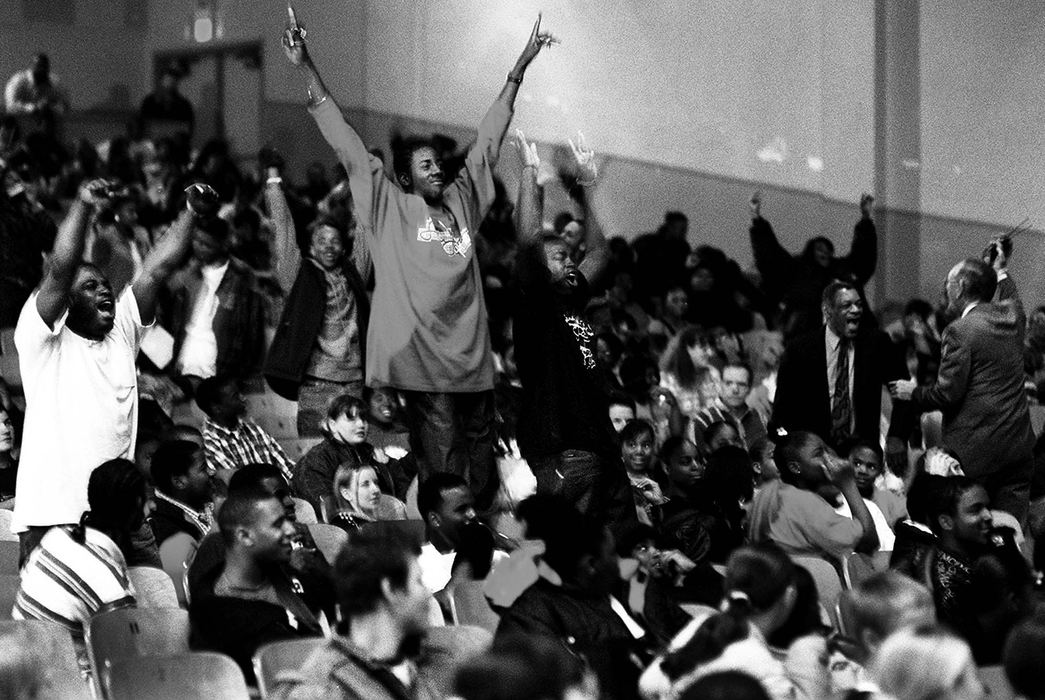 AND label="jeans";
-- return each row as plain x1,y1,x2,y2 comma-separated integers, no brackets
297,377,363,437
529,449,637,531
402,390,498,512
